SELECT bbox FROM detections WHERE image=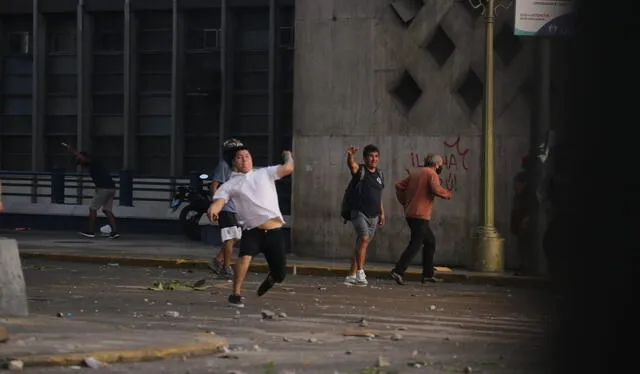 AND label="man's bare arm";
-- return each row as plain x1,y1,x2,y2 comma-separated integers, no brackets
346,146,359,174
211,181,221,195
207,198,227,222
62,143,90,163
276,150,295,178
